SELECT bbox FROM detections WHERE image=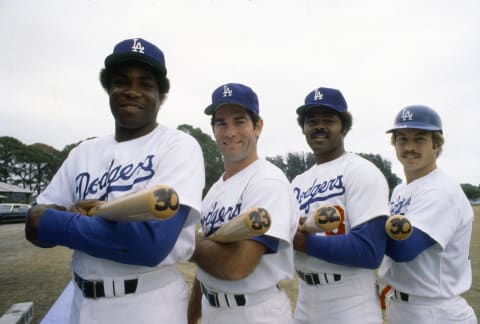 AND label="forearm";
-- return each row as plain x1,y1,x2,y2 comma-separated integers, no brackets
191,238,265,280
38,205,190,266
187,277,202,324
385,227,435,262
304,217,387,269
